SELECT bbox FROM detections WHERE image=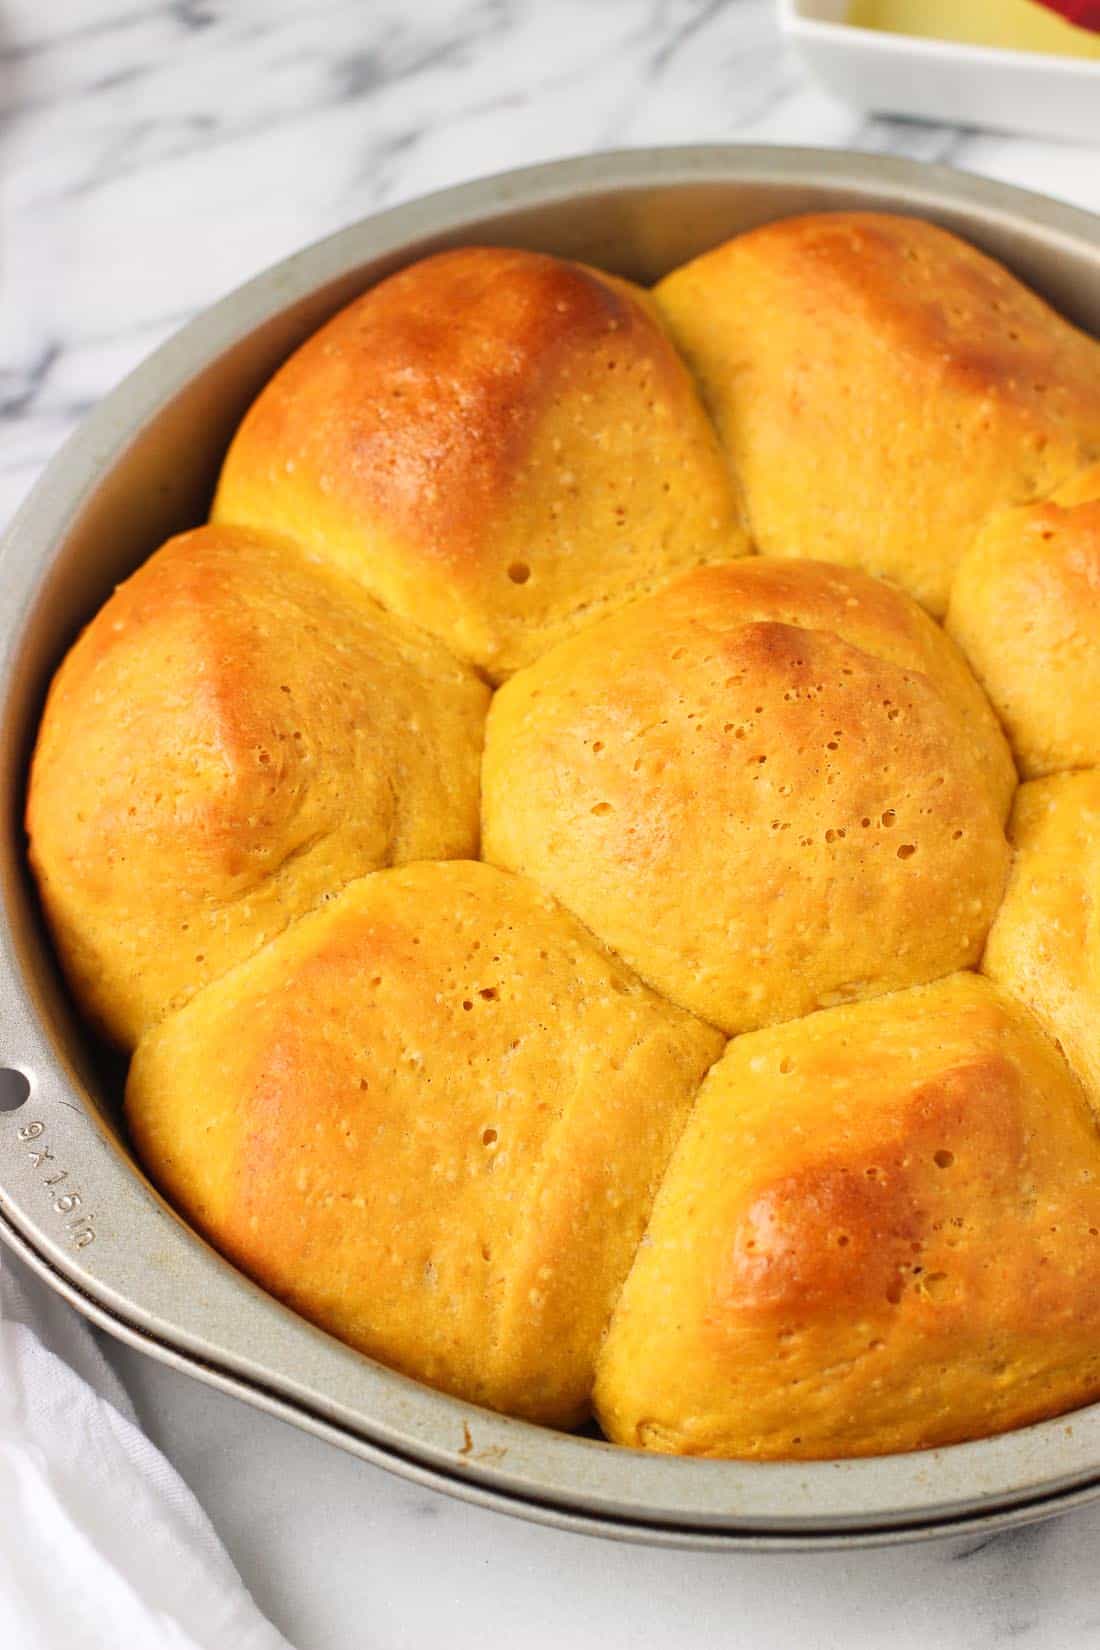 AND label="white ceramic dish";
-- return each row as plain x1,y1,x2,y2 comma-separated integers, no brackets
780,0,1100,143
